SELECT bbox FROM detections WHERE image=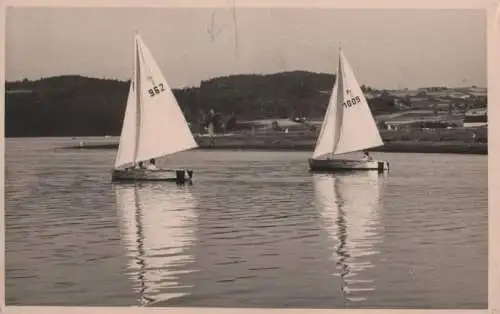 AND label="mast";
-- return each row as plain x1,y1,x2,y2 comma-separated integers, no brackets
133,34,142,165
332,48,344,157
